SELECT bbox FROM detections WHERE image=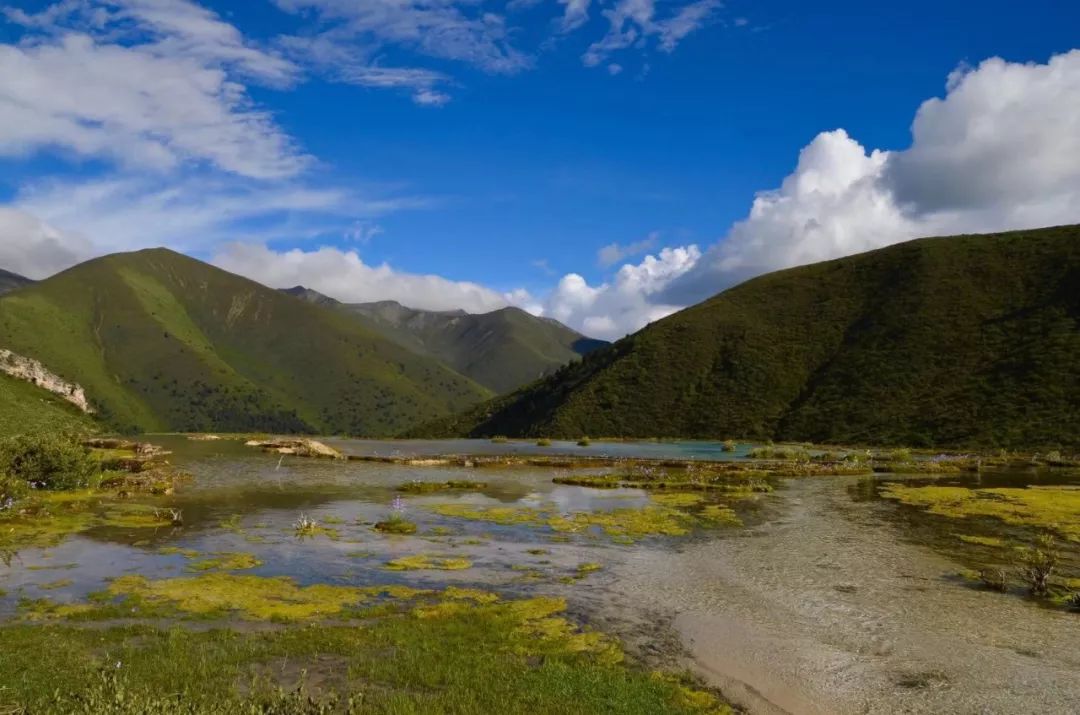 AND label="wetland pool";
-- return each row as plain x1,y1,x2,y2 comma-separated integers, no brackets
2,436,1078,714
